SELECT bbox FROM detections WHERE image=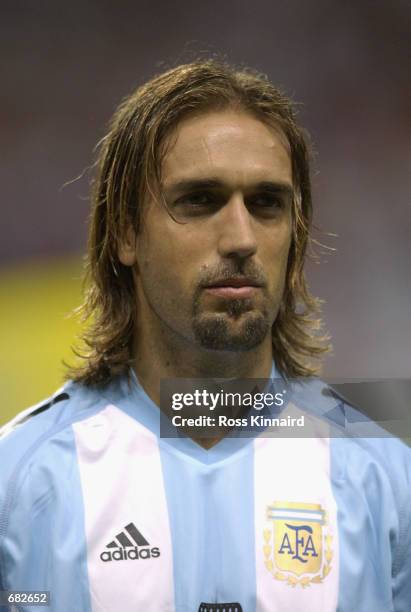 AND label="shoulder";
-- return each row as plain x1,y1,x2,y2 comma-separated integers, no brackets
289,375,411,480
0,382,124,576
292,376,411,544
0,381,108,448
289,375,411,546
0,381,112,505
0,382,116,589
